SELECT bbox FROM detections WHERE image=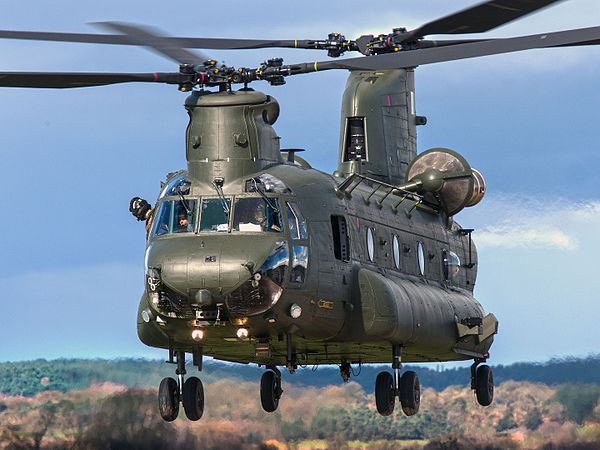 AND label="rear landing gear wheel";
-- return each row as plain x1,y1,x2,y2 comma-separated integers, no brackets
475,364,494,406
375,371,395,416
158,377,179,422
400,371,420,416
183,376,204,421
260,370,282,412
